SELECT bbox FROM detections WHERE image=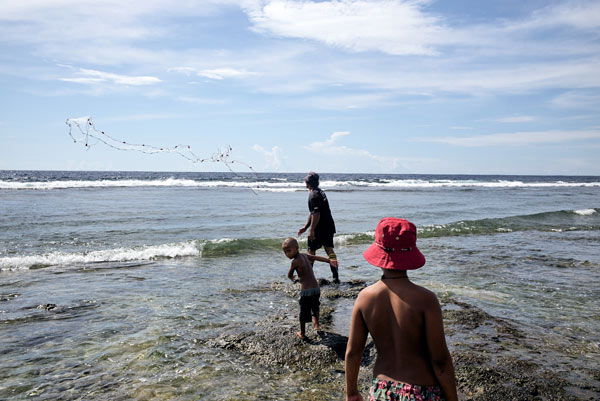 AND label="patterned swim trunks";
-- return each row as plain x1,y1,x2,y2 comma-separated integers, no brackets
369,378,444,401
